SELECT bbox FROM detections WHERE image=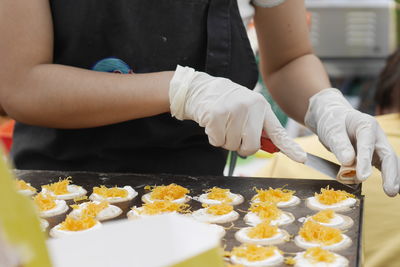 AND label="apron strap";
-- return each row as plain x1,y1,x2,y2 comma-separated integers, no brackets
206,0,231,77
